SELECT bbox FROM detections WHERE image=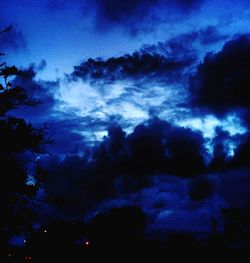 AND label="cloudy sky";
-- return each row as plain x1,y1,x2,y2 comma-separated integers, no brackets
1,0,250,234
